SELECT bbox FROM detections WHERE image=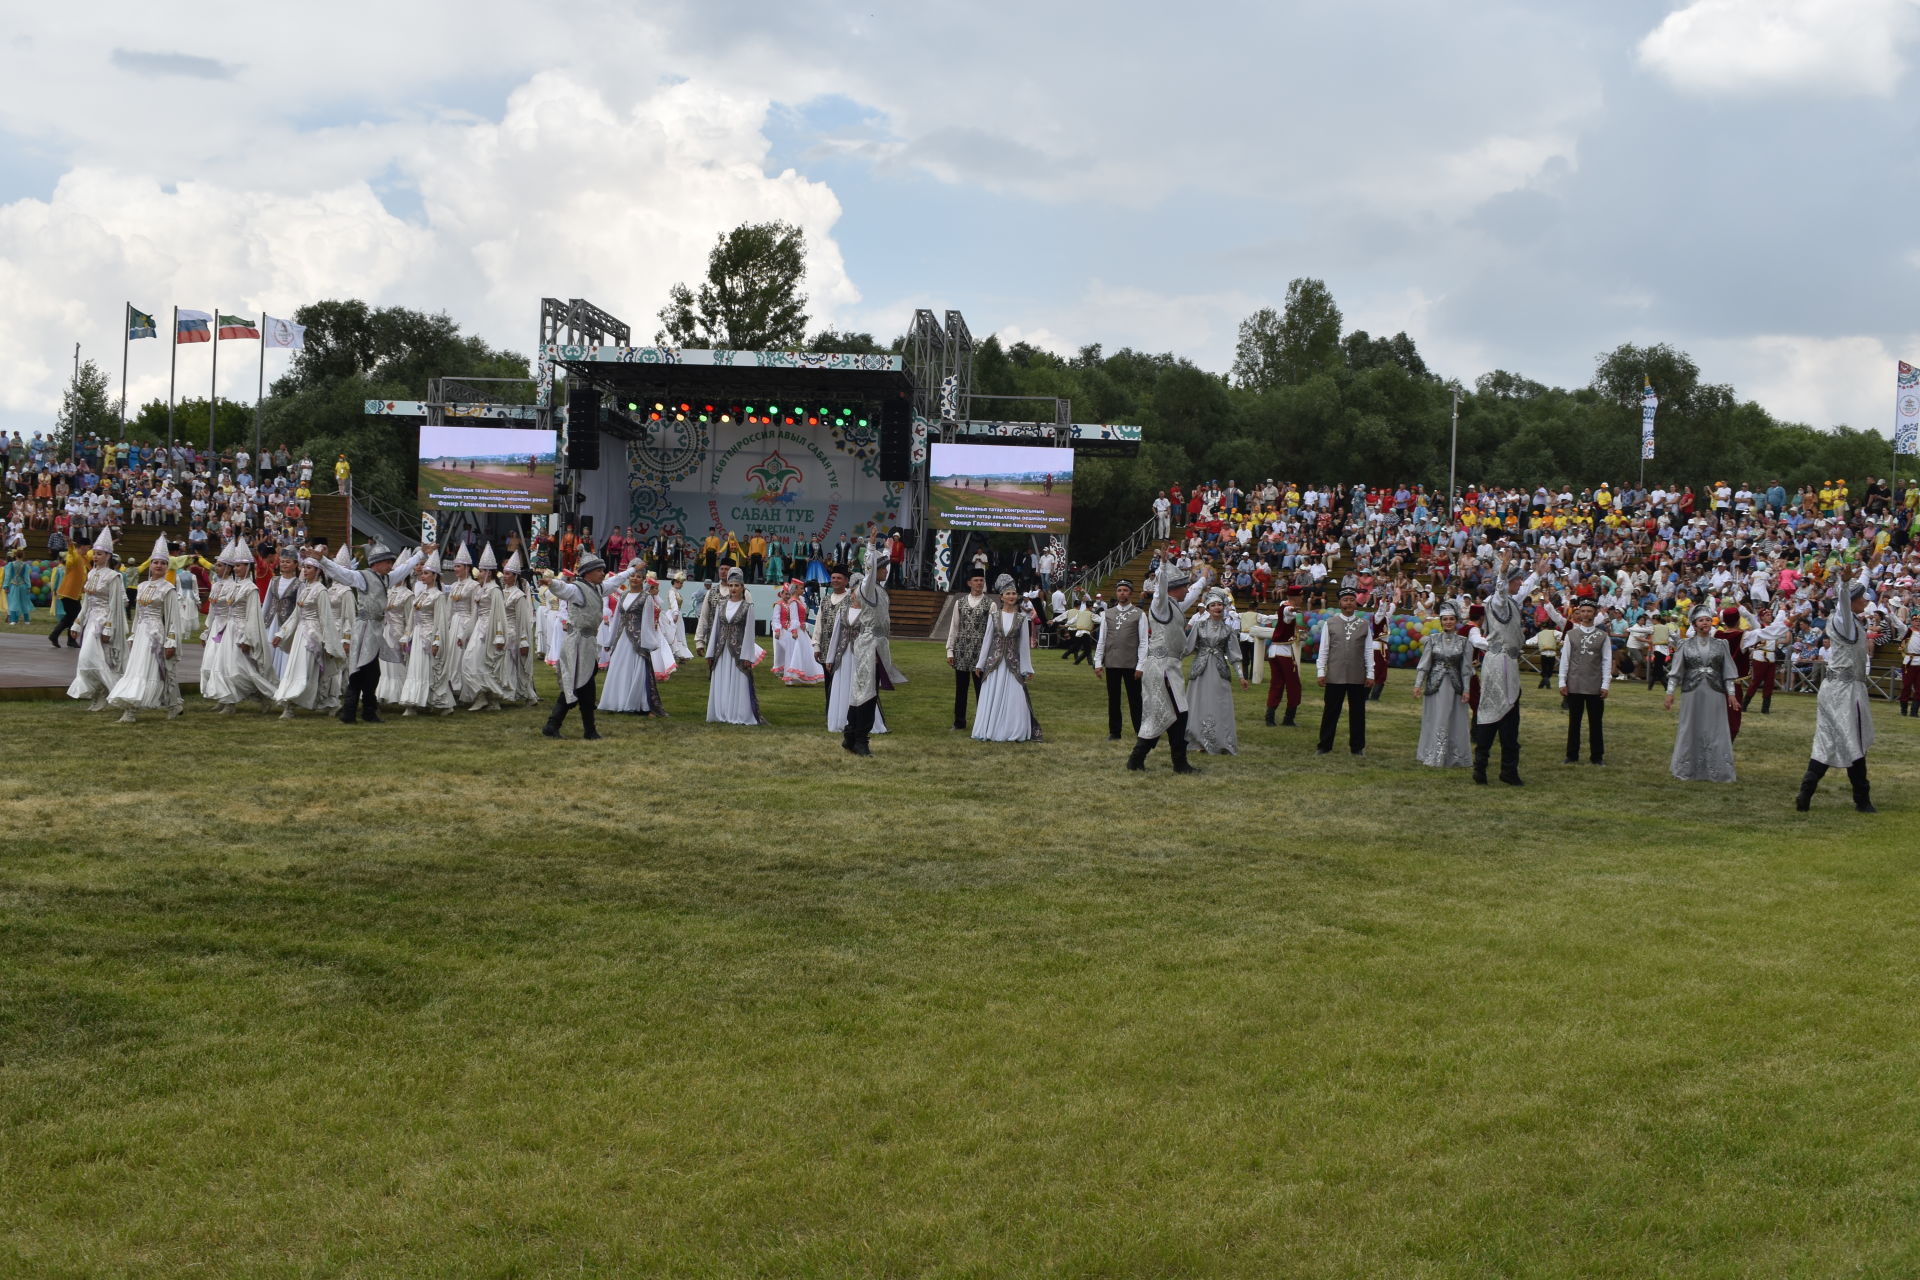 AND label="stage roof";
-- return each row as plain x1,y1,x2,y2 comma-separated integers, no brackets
547,343,911,406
